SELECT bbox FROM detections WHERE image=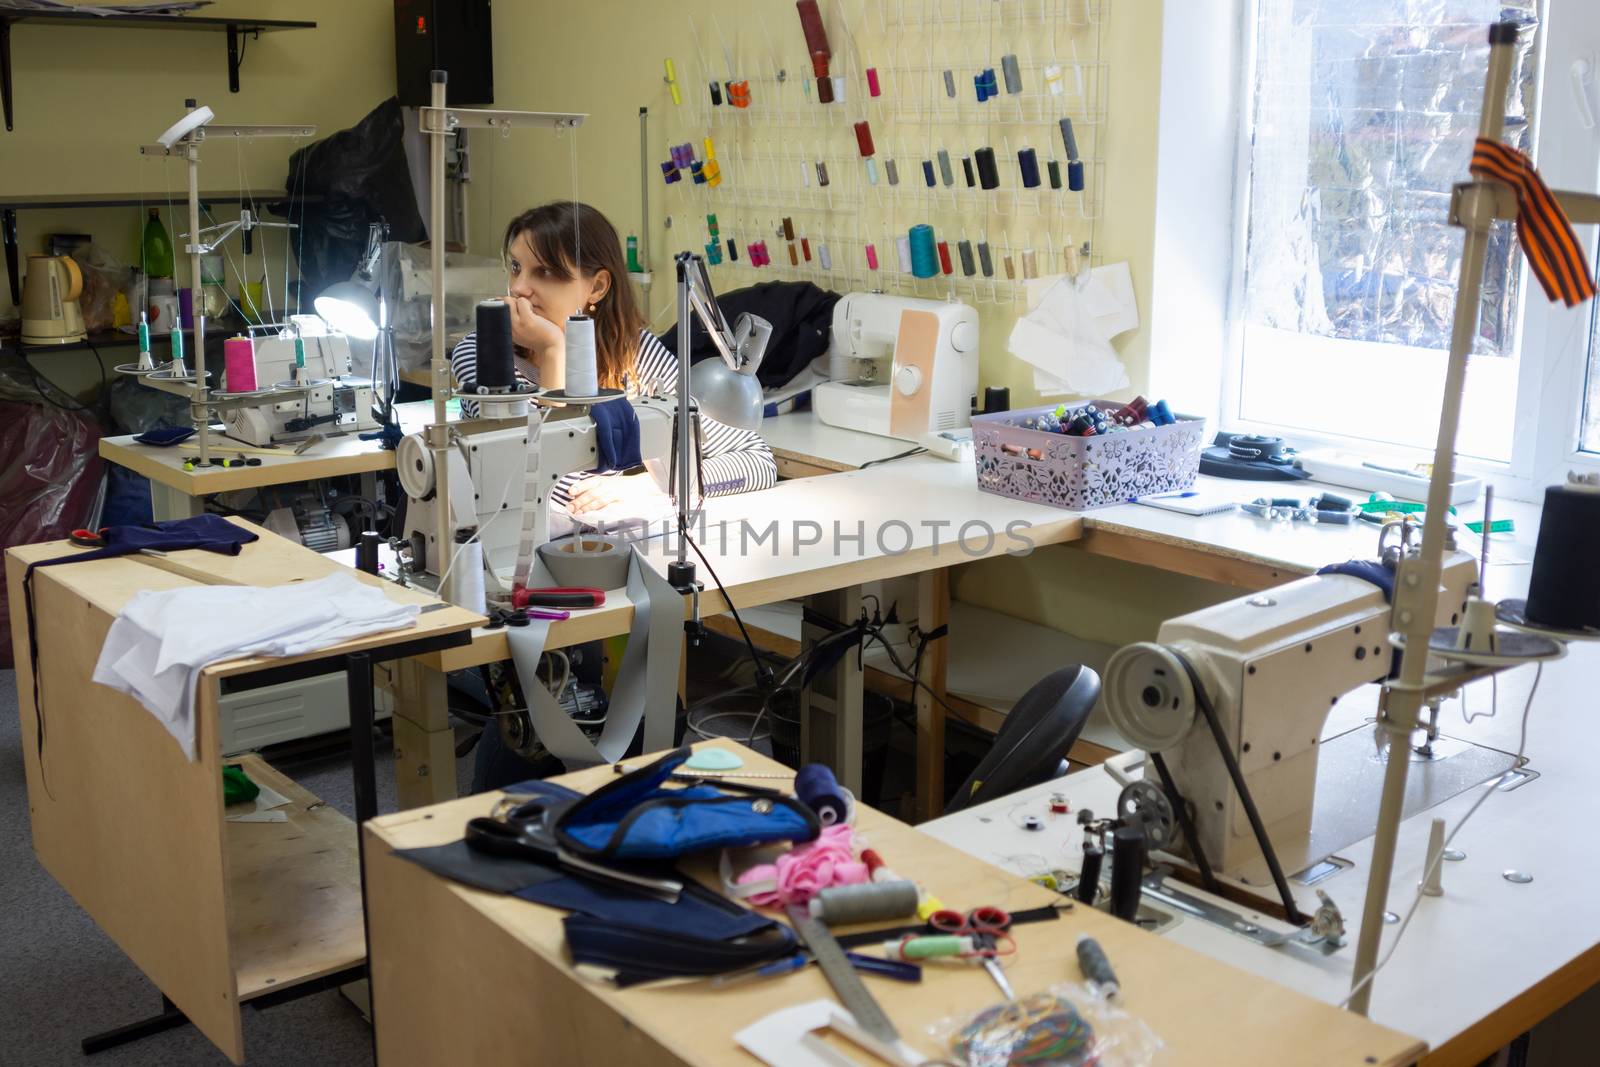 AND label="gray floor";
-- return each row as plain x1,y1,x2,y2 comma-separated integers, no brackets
0,667,478,1066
